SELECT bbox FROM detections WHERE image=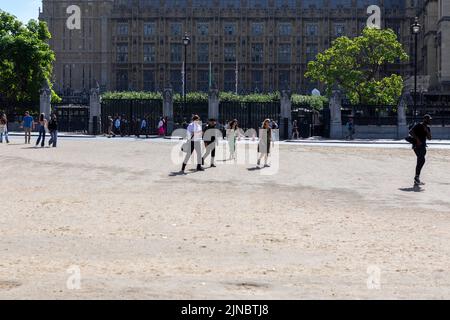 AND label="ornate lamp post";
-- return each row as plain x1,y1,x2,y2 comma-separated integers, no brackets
411,17,422,124
182,33,191,113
